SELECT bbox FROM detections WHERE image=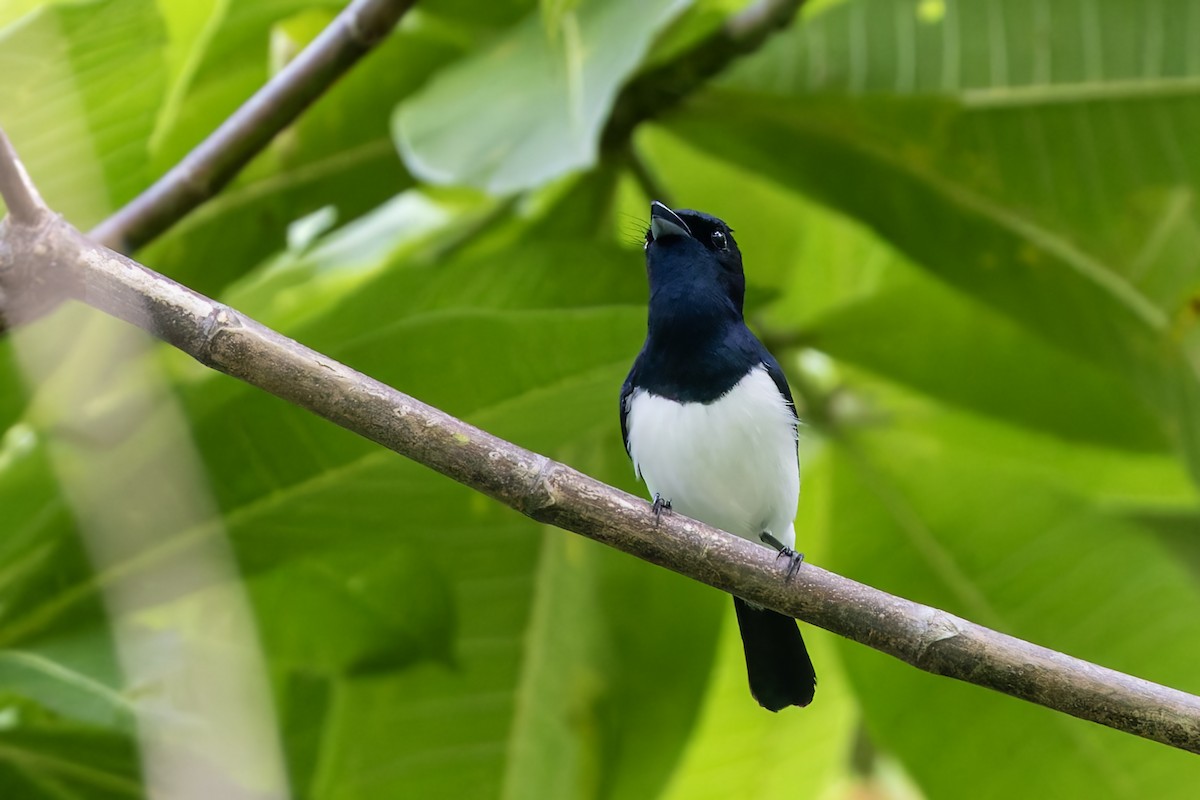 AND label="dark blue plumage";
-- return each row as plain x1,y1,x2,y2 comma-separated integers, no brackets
619,205,796,446
620,201,816,711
